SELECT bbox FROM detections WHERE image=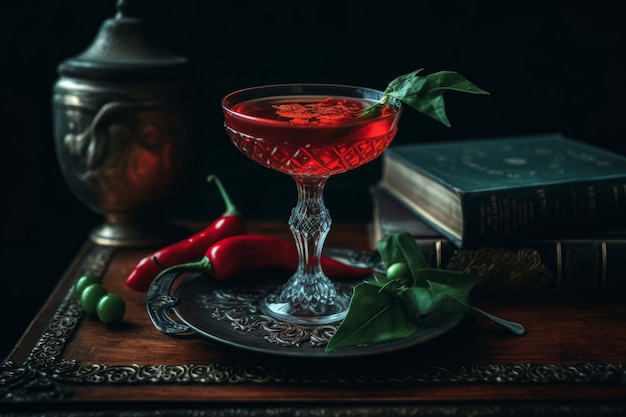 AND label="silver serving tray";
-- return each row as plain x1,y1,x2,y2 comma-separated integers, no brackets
146,270,464,358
